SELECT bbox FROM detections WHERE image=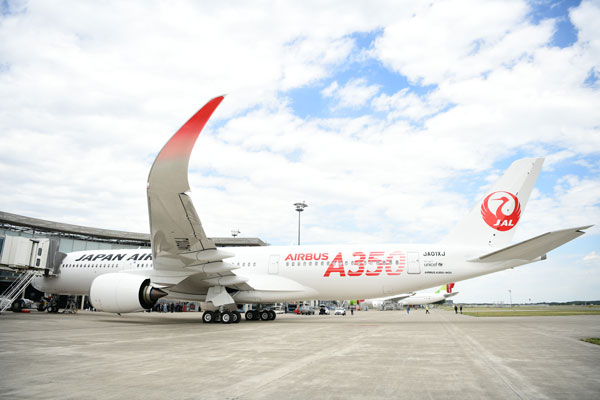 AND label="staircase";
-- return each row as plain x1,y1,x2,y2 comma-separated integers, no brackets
0,270,37,313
